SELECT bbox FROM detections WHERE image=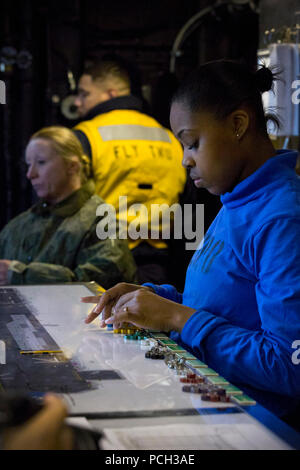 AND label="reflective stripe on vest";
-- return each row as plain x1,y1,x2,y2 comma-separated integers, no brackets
98,125,172,143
